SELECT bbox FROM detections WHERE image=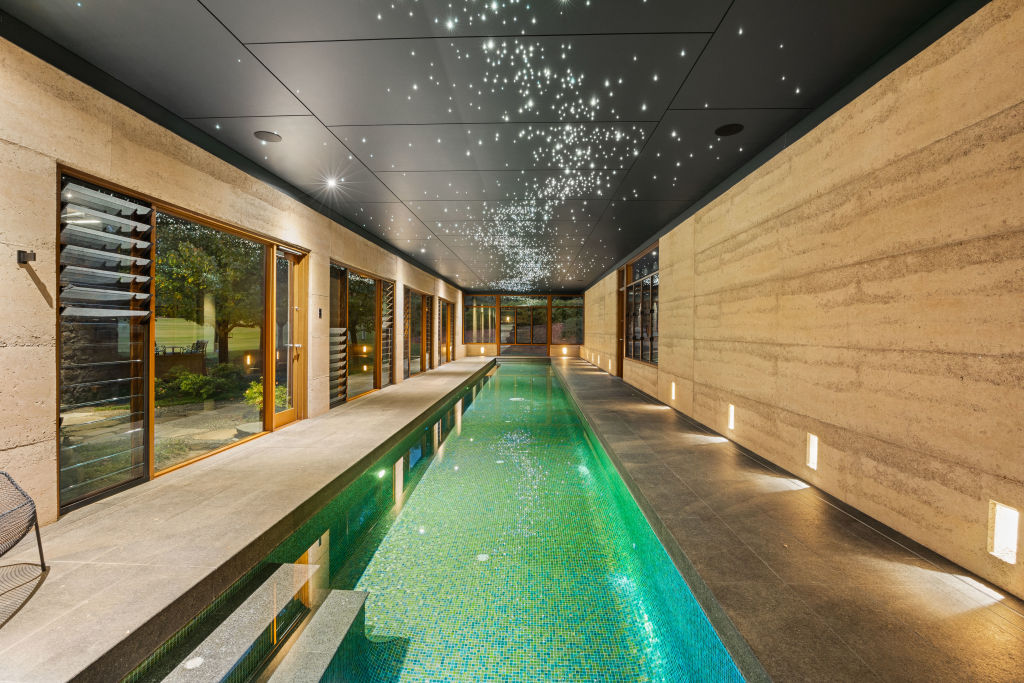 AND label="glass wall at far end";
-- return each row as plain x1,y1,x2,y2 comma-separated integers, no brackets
551,296,583,345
